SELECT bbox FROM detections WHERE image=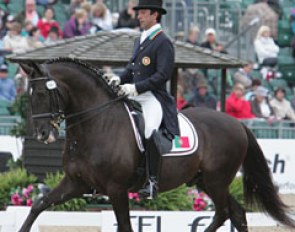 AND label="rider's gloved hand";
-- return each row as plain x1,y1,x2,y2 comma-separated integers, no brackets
103,73,121,86
119,84,138,97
